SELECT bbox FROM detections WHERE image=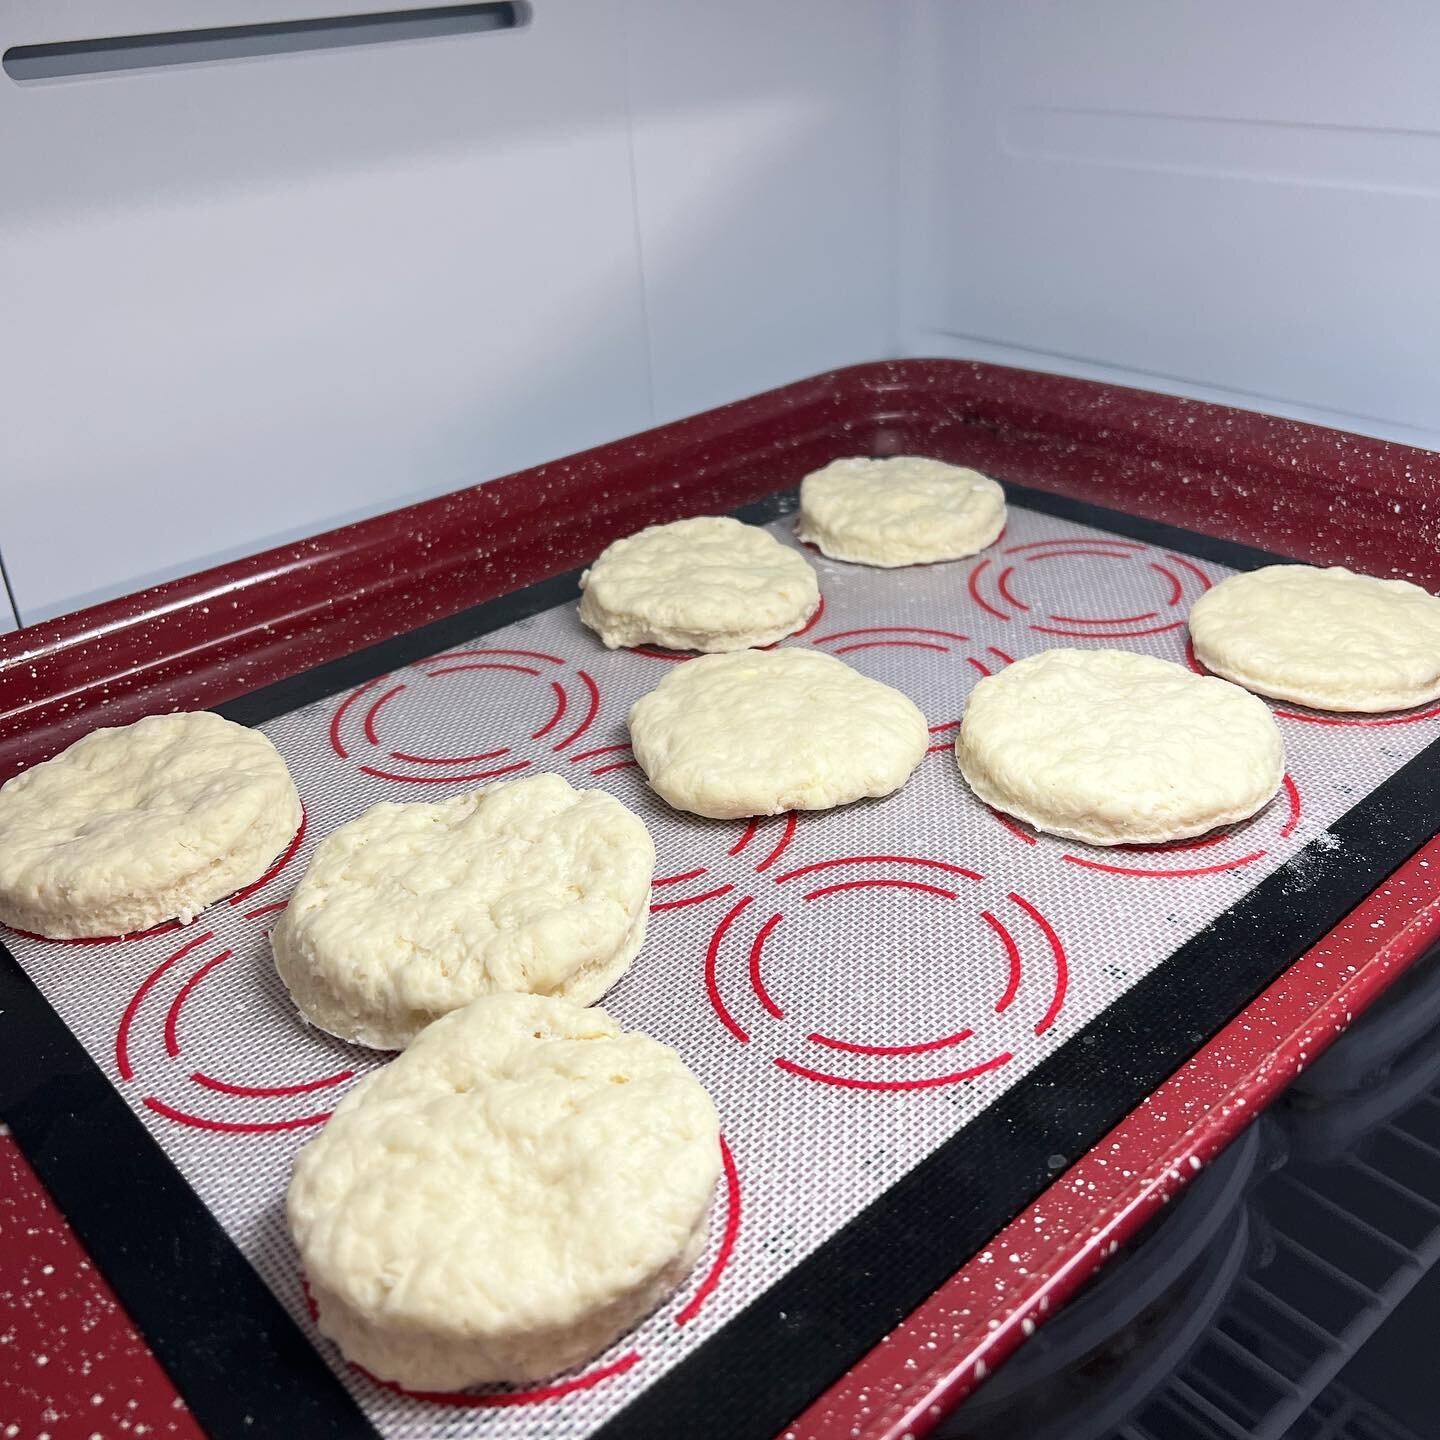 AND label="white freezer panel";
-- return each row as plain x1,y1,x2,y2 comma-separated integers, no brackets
0,0,654,623
902,1,1440,452
626,0,897,424
0,0,901,625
